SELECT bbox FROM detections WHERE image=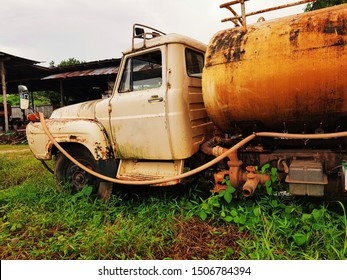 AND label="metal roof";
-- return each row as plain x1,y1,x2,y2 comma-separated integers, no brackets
0,52,51,83
0,51,41,65
1,52,121,102
42,66,119,80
